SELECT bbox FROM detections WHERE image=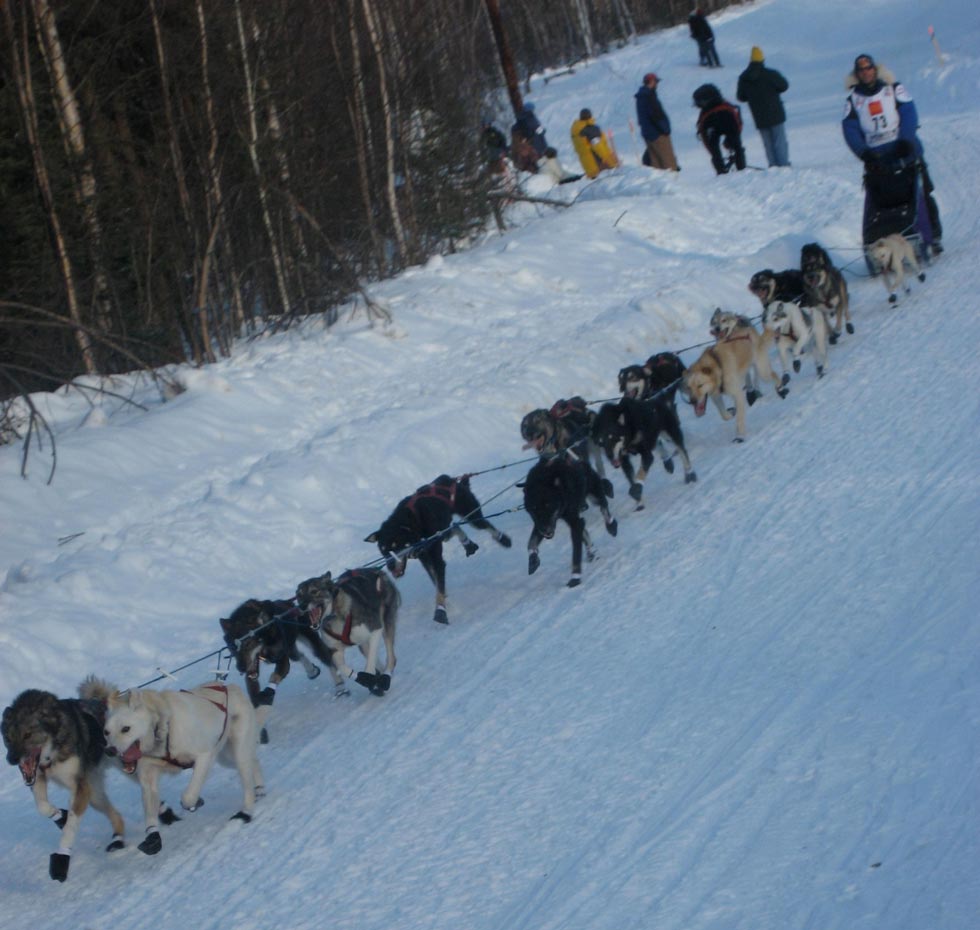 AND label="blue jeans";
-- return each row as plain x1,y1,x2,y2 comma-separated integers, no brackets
759,123,790,167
